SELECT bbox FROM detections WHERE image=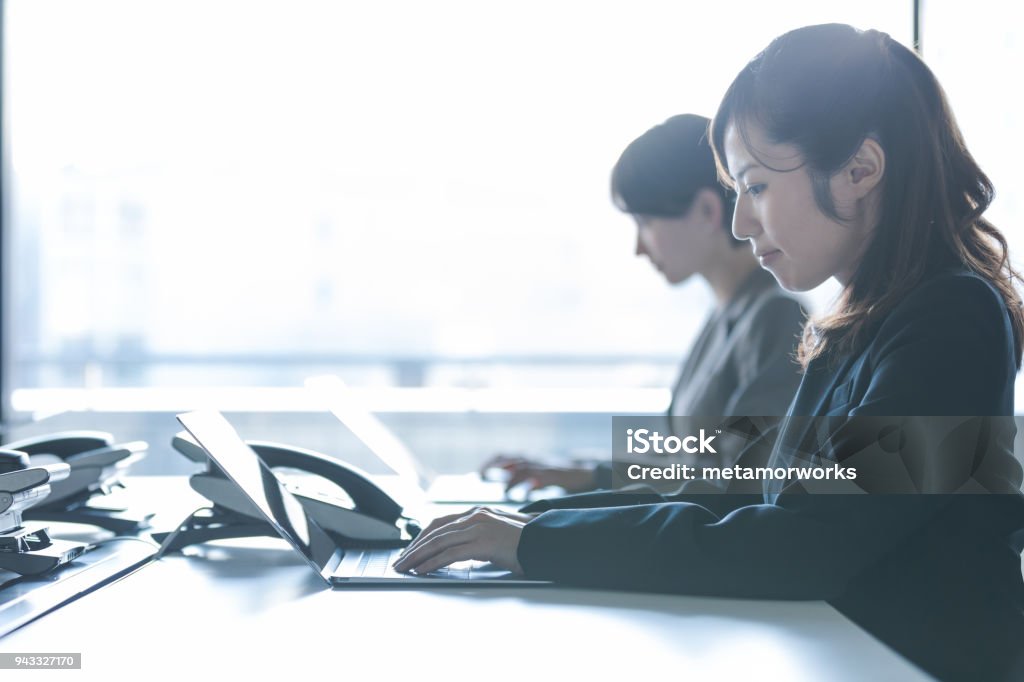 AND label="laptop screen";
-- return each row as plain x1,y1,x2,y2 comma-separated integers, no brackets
176,410,342,585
